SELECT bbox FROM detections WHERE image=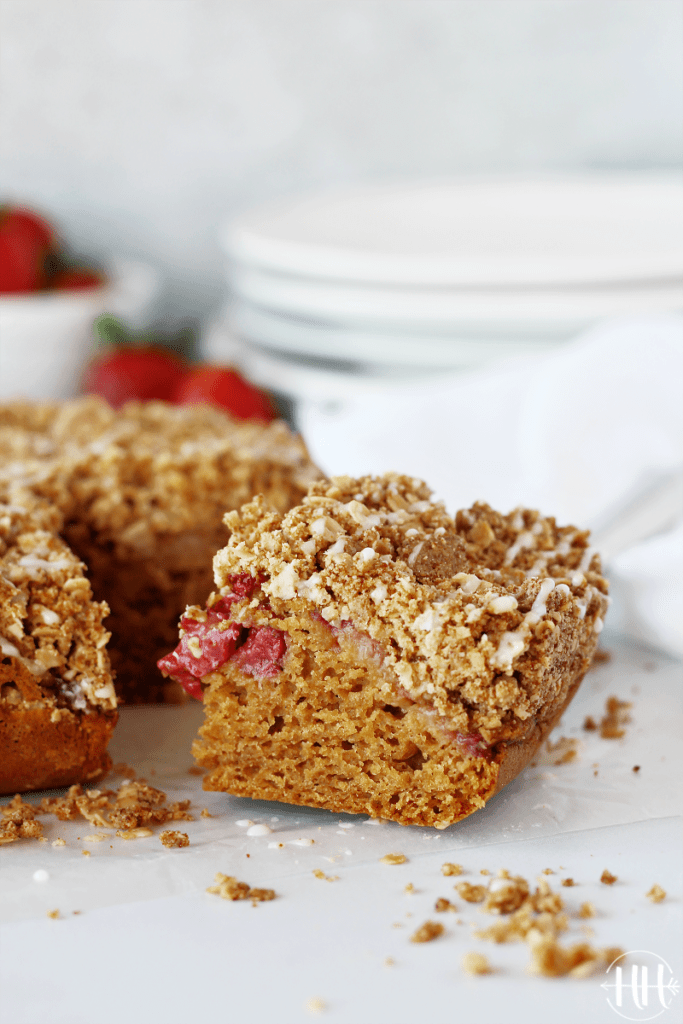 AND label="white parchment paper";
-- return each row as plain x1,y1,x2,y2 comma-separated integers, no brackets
1,634,681,923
